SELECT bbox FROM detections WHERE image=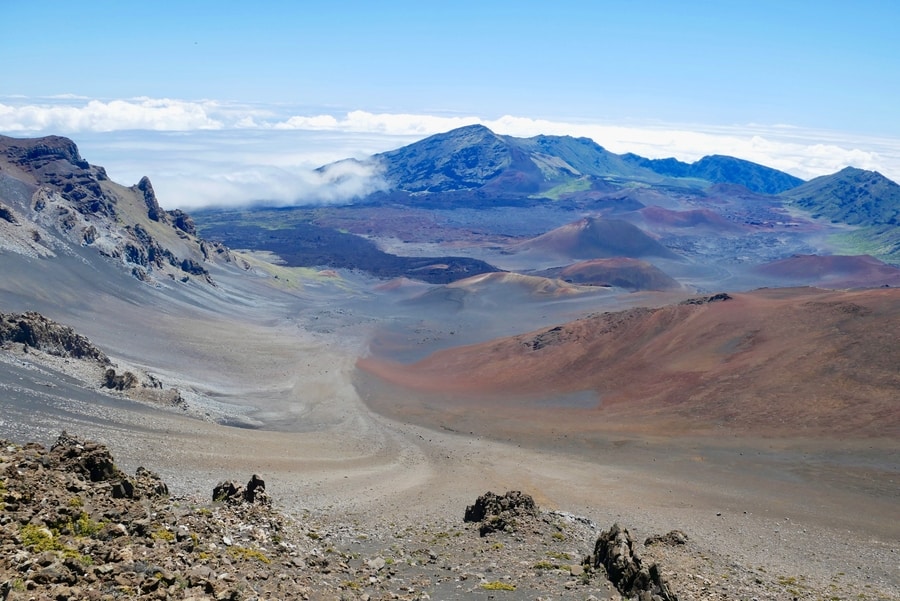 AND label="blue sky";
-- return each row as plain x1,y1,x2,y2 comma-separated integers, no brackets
2,1,899,208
